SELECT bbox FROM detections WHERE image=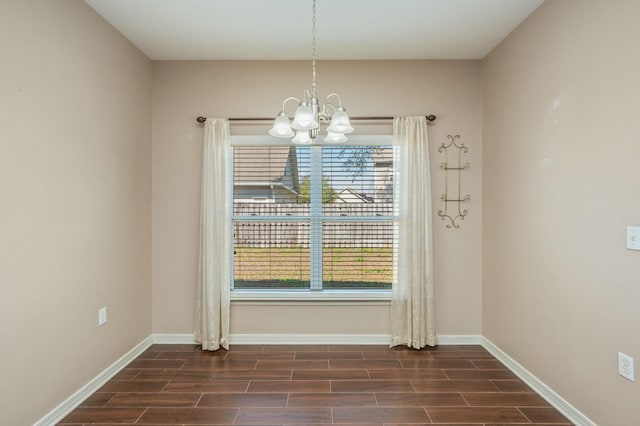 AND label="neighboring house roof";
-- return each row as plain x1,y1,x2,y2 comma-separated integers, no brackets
233,146,300,196
336,187,373,203
234,146,292,183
